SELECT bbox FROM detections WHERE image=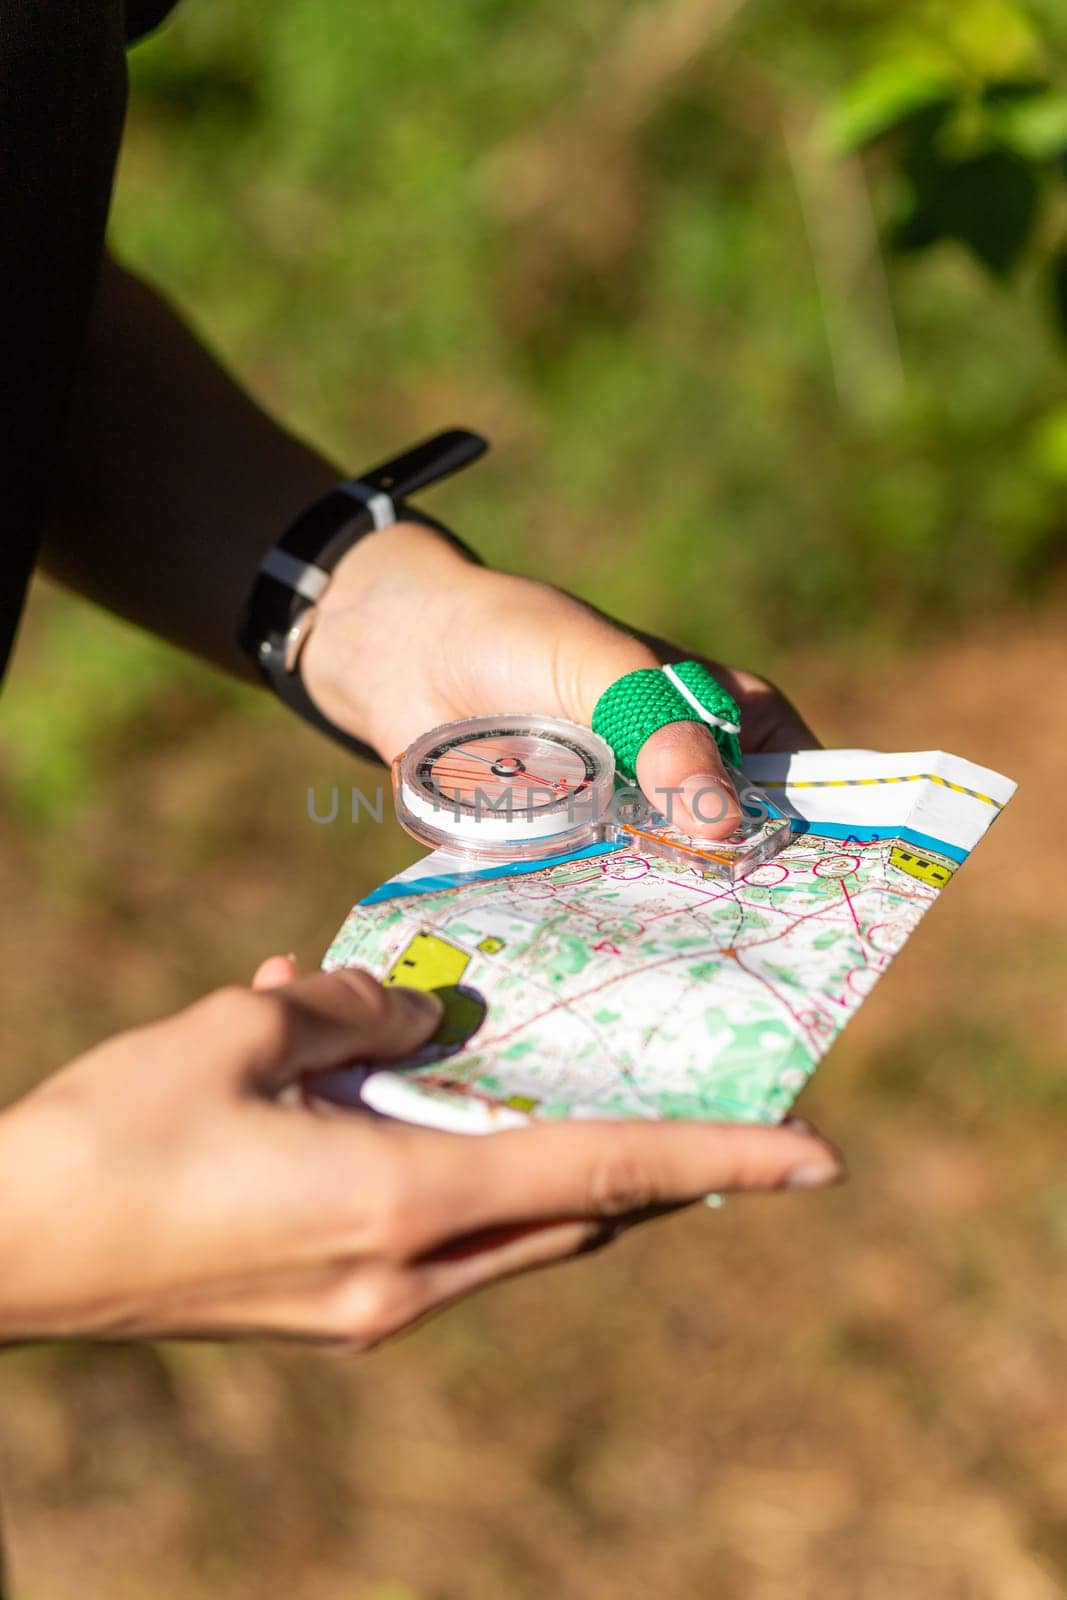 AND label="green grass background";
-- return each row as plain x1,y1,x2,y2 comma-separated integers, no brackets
0,4,1065,1597
7,0,1064,822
